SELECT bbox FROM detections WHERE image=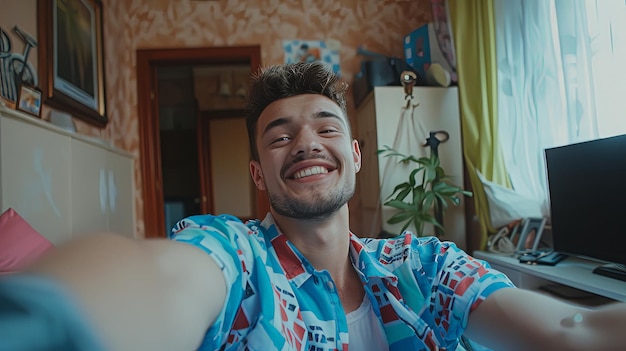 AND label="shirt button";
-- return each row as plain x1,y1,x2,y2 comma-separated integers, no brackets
326,280,335,292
